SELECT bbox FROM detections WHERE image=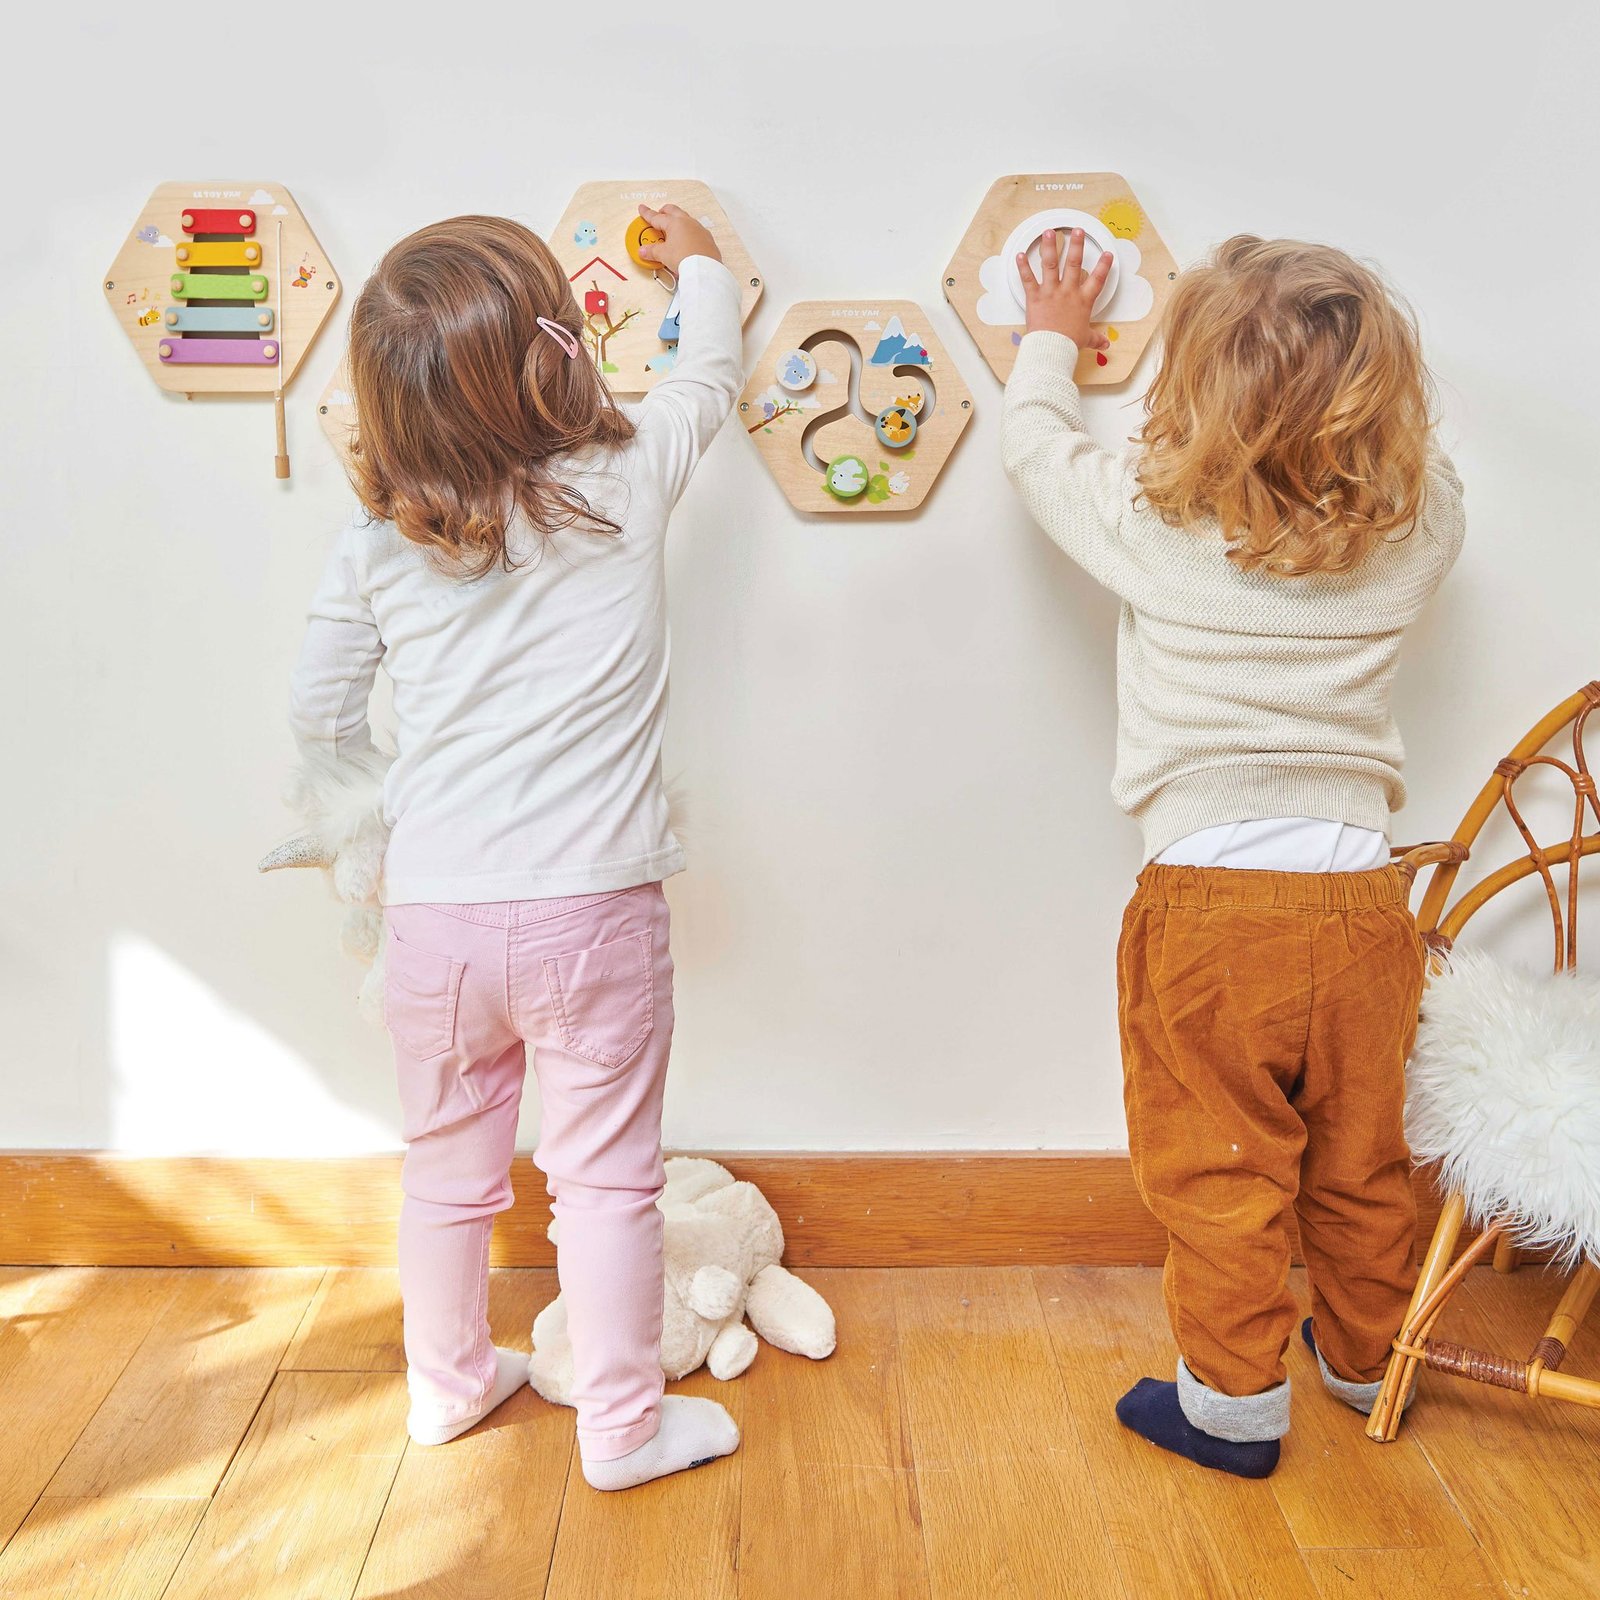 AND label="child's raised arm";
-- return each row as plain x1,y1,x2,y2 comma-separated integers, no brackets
633,204,744,507
288,521,384,765
1001,228,1145,596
